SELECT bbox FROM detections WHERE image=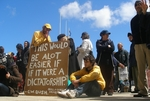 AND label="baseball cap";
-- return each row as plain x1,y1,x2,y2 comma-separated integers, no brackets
57,34,66,41
44,23,52,30
100,30,111,36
